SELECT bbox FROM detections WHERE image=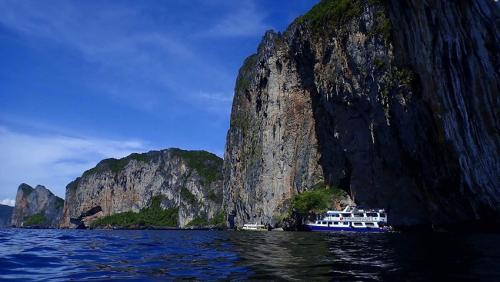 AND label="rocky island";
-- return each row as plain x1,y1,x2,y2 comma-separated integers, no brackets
61,148,224,229
224,0,499,229
11,184,64,228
